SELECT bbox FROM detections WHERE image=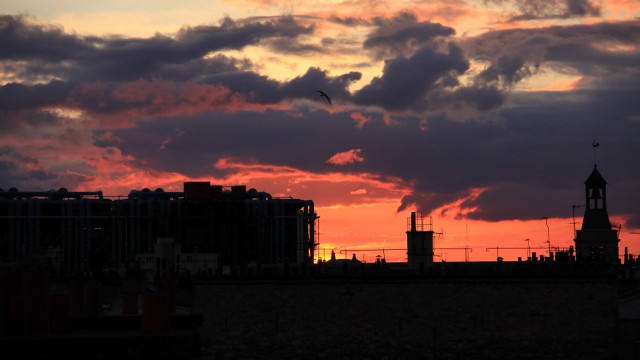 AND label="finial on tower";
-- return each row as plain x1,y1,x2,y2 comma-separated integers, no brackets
592,140,600,168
